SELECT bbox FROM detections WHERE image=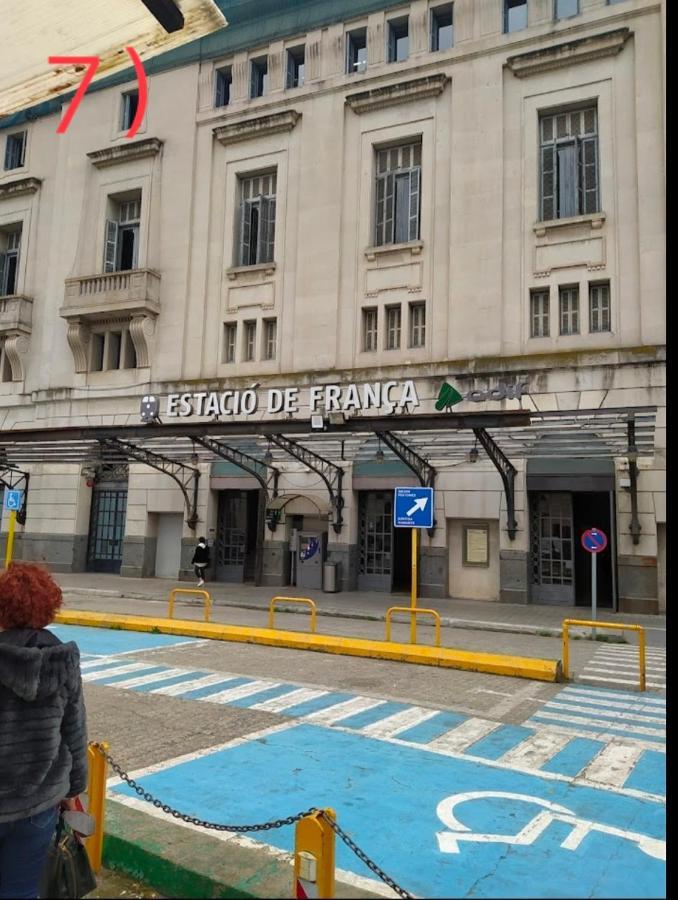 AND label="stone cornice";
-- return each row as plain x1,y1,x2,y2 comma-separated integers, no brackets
0,177,42,200
506,28,631,78
87,138,164,168
346,74,449,114
214,110,301,145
